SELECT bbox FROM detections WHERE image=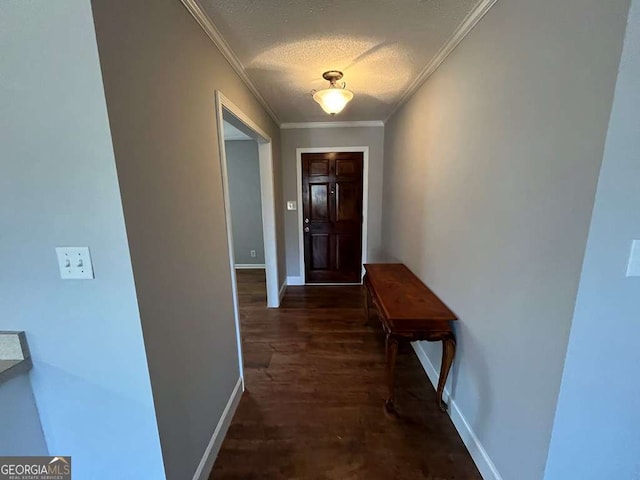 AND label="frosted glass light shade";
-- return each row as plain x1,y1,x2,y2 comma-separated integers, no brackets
312,87,354,115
